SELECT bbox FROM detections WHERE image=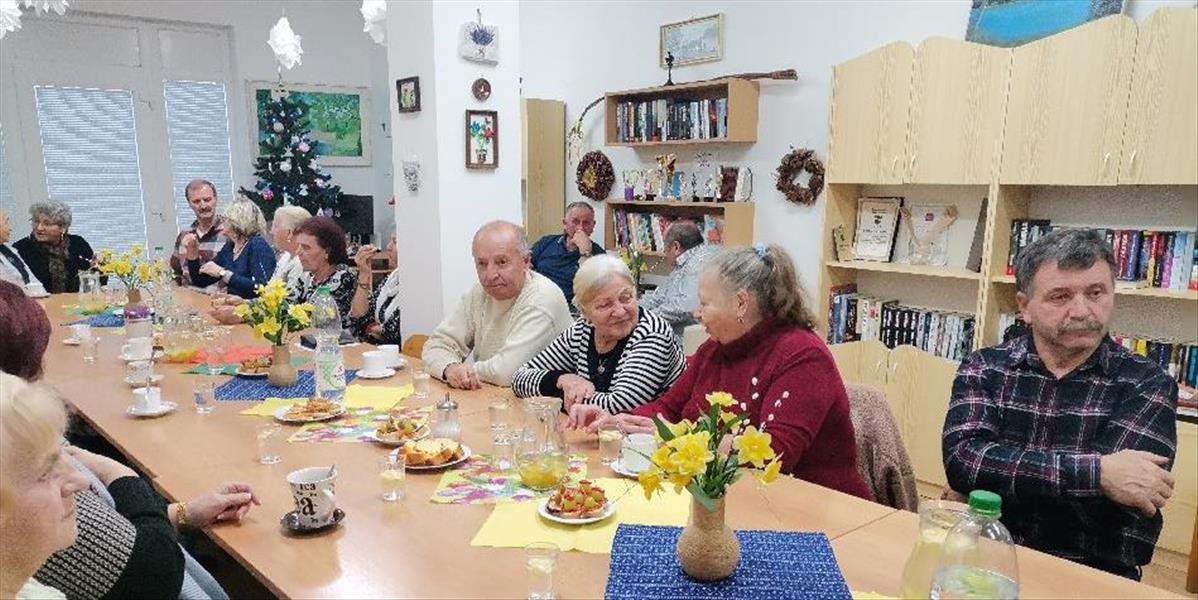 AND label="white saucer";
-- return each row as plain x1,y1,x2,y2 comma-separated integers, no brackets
63,337,82,346
124,374,165,387
126,401,177,418
537,497,617,525
610,458,644,479
356,368,396,380
387,356,408,370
